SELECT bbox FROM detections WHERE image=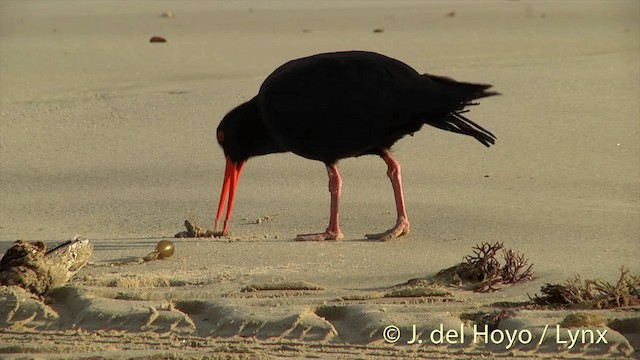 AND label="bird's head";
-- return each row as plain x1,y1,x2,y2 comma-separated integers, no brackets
216,98,261,164
214,97,276,235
